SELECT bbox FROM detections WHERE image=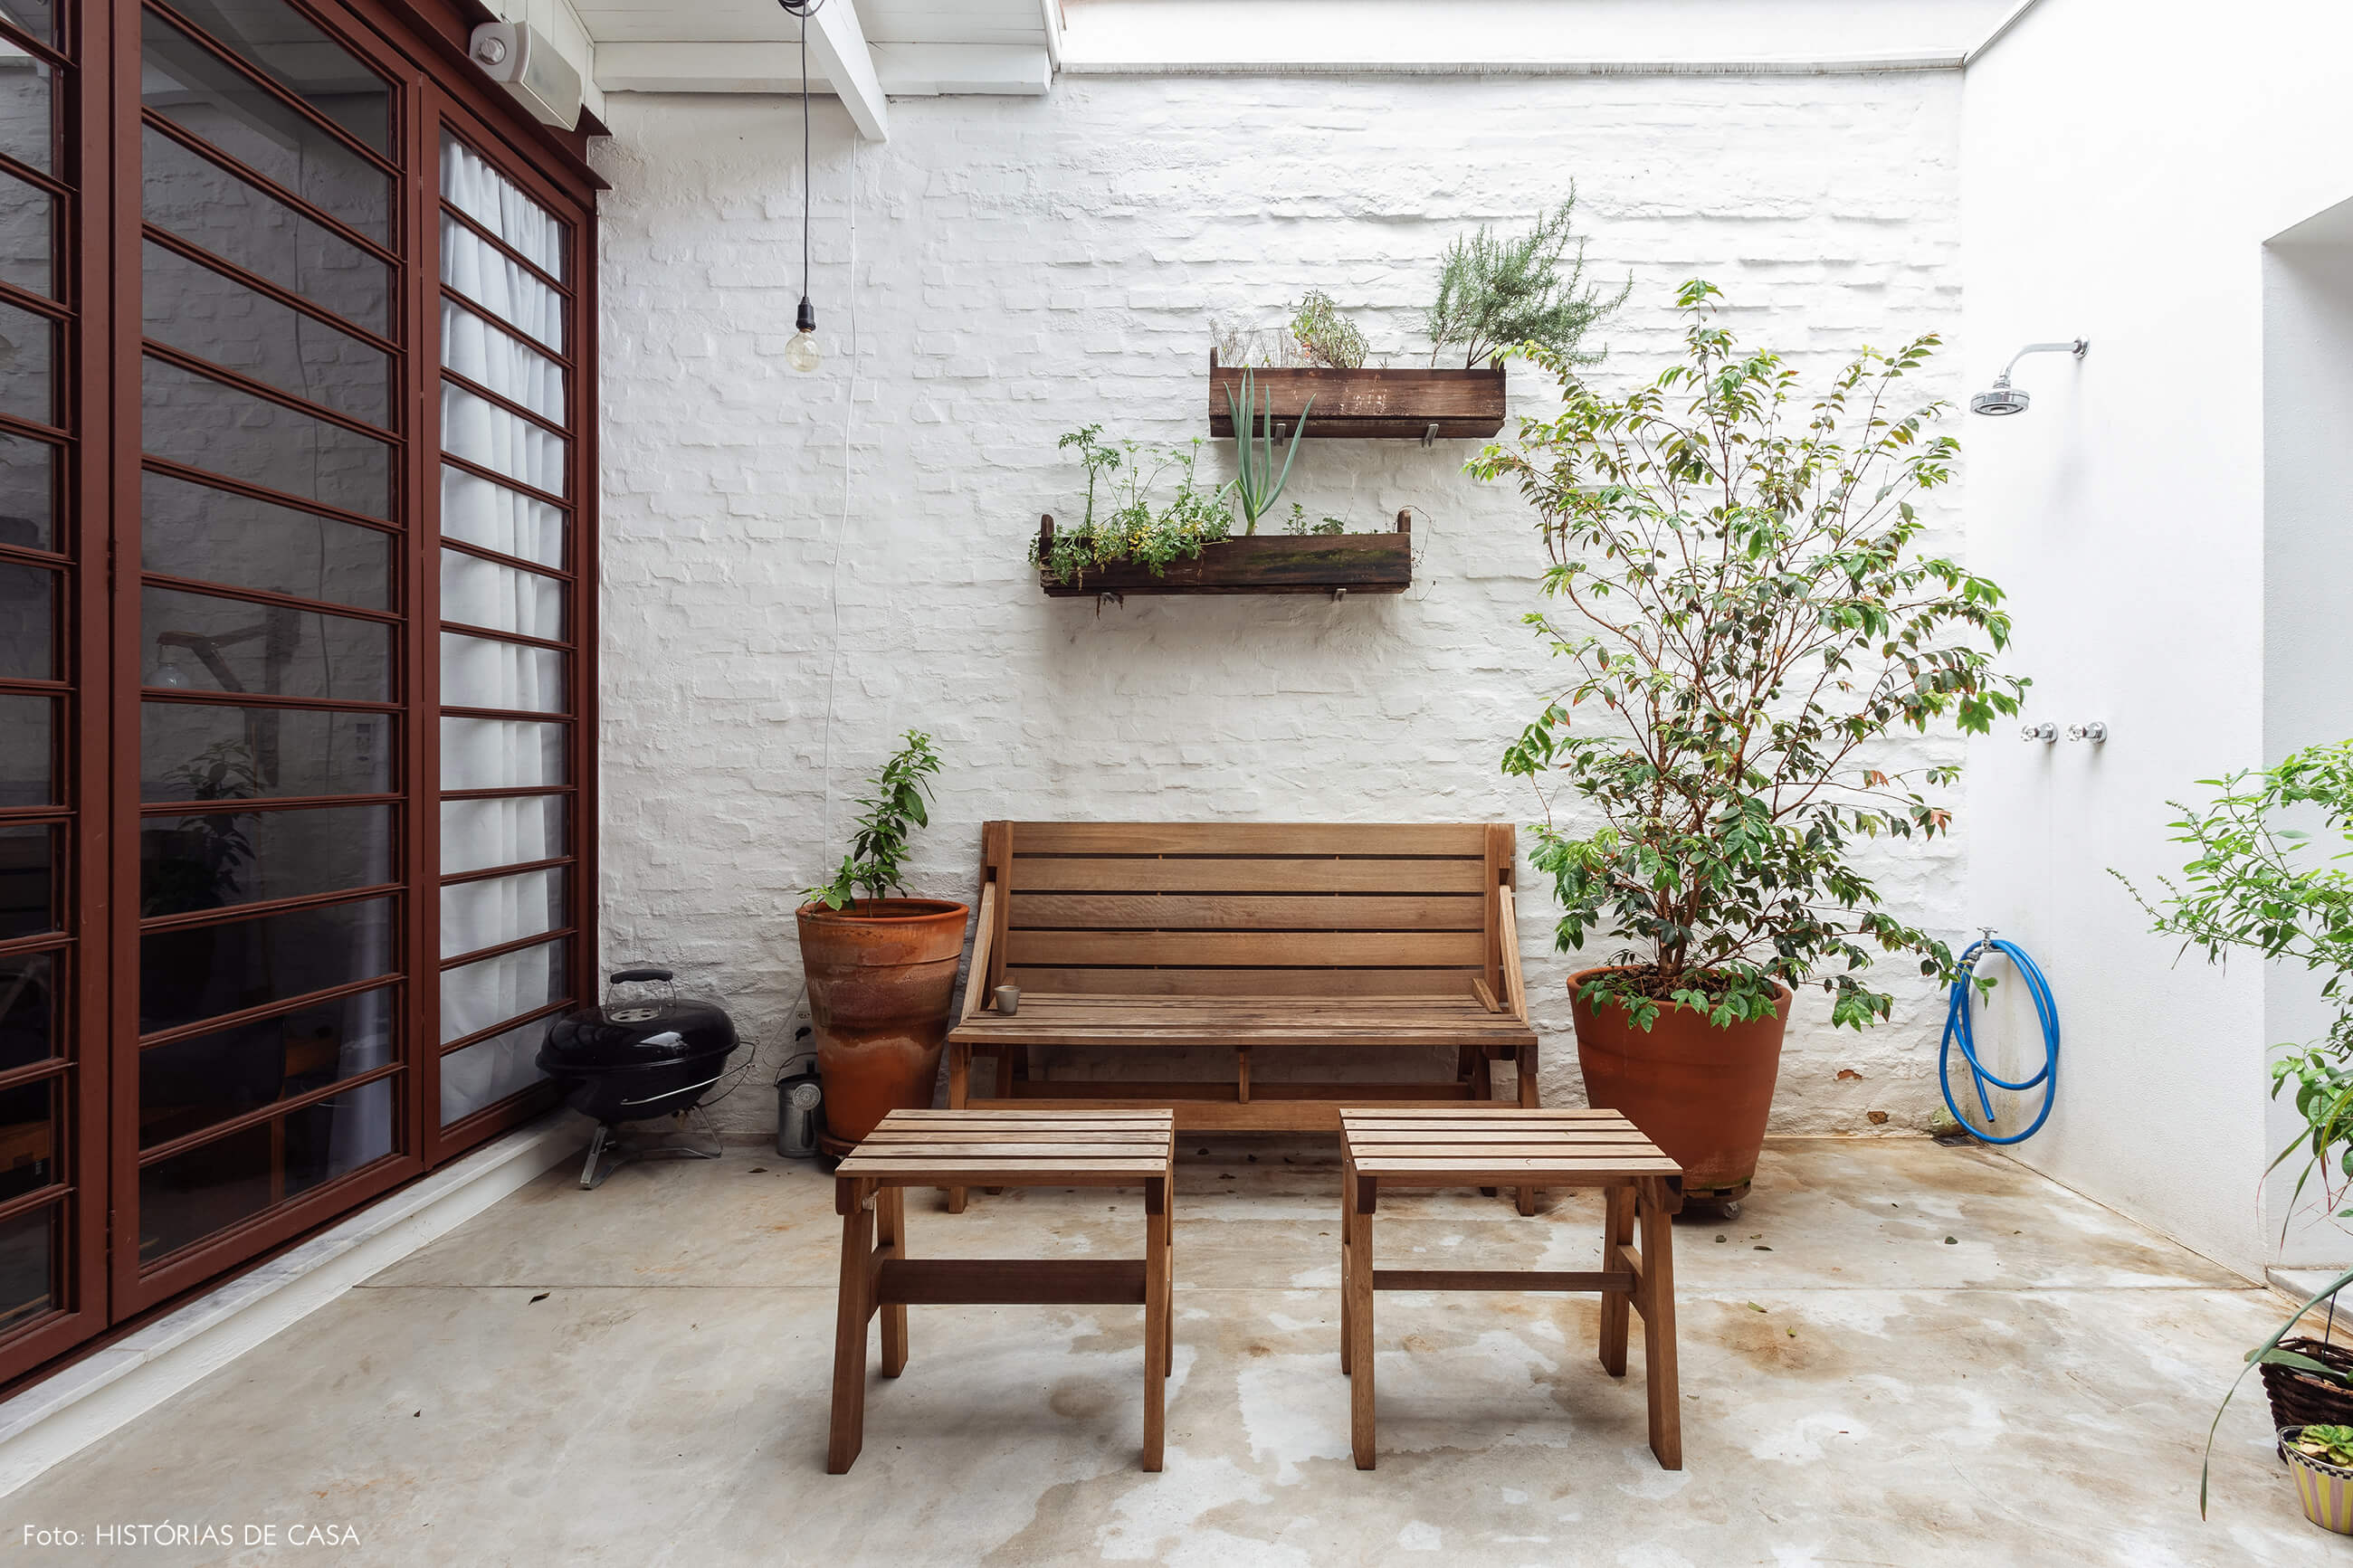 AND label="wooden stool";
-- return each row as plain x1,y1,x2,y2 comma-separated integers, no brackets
826,1108,1176,1474
1337,1107,1684,1470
